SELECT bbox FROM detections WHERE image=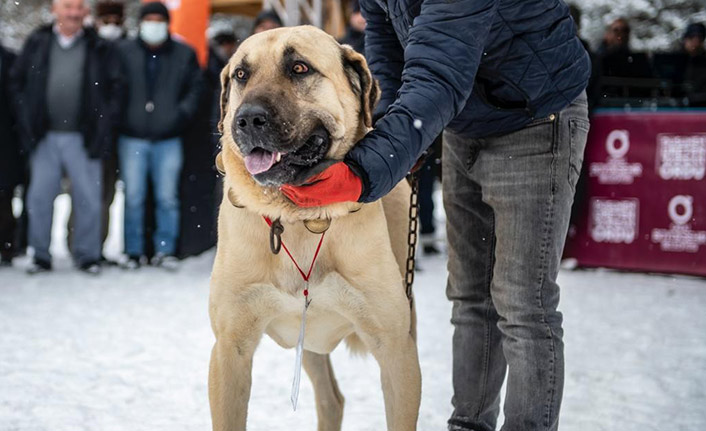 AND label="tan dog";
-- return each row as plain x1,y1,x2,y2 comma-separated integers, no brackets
209,26,420,431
